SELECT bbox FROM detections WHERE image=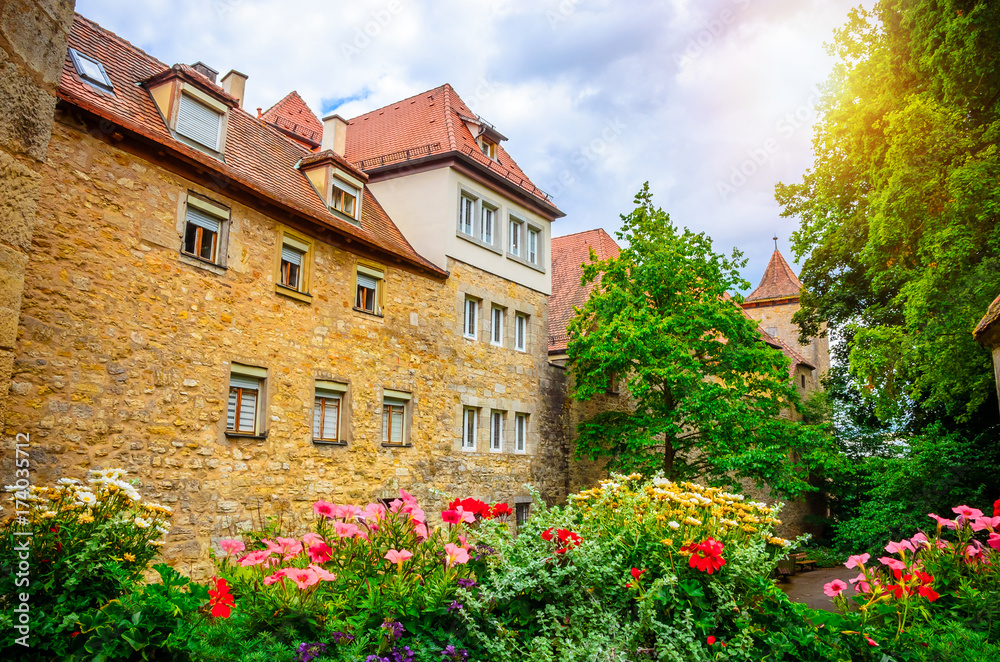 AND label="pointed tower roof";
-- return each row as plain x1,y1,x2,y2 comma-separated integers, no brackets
744,245,803,304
